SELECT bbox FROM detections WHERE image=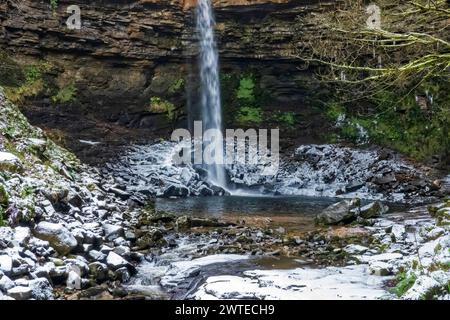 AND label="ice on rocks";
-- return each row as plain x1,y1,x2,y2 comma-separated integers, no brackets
402,275,441,300
344,244,369,255
391,224,406,242
193,265,388,300
29,278,54,300
357,252,403,263
161,254,249,287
